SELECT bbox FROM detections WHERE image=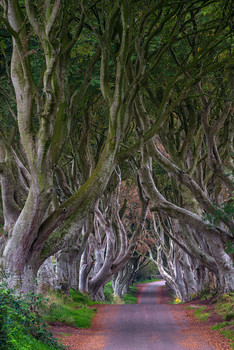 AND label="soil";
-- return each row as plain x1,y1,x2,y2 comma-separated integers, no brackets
177,296,233,350
50,282,232,350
